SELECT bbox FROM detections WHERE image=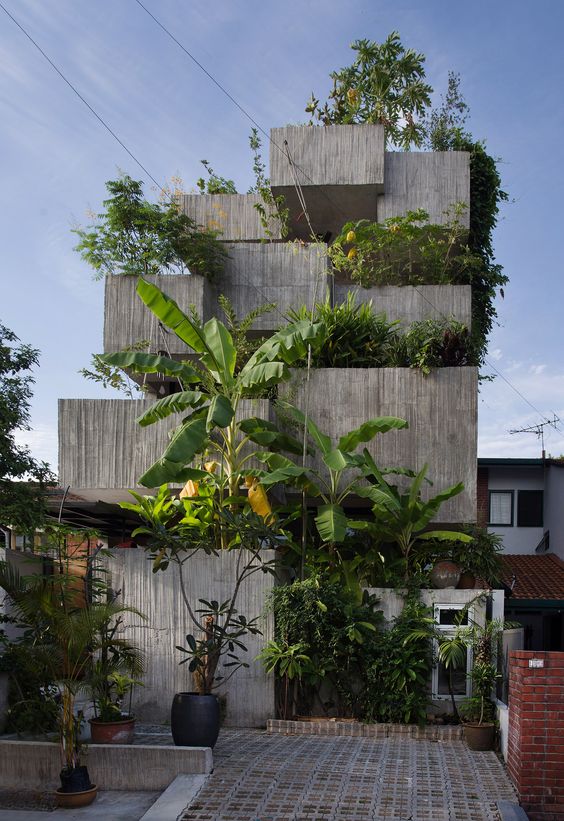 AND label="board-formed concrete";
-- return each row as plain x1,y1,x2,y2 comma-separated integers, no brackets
58,397,272,490
180,193,281,241
377,151,470,227
332,284,472,328
106,549,275,727
284,366,478,522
